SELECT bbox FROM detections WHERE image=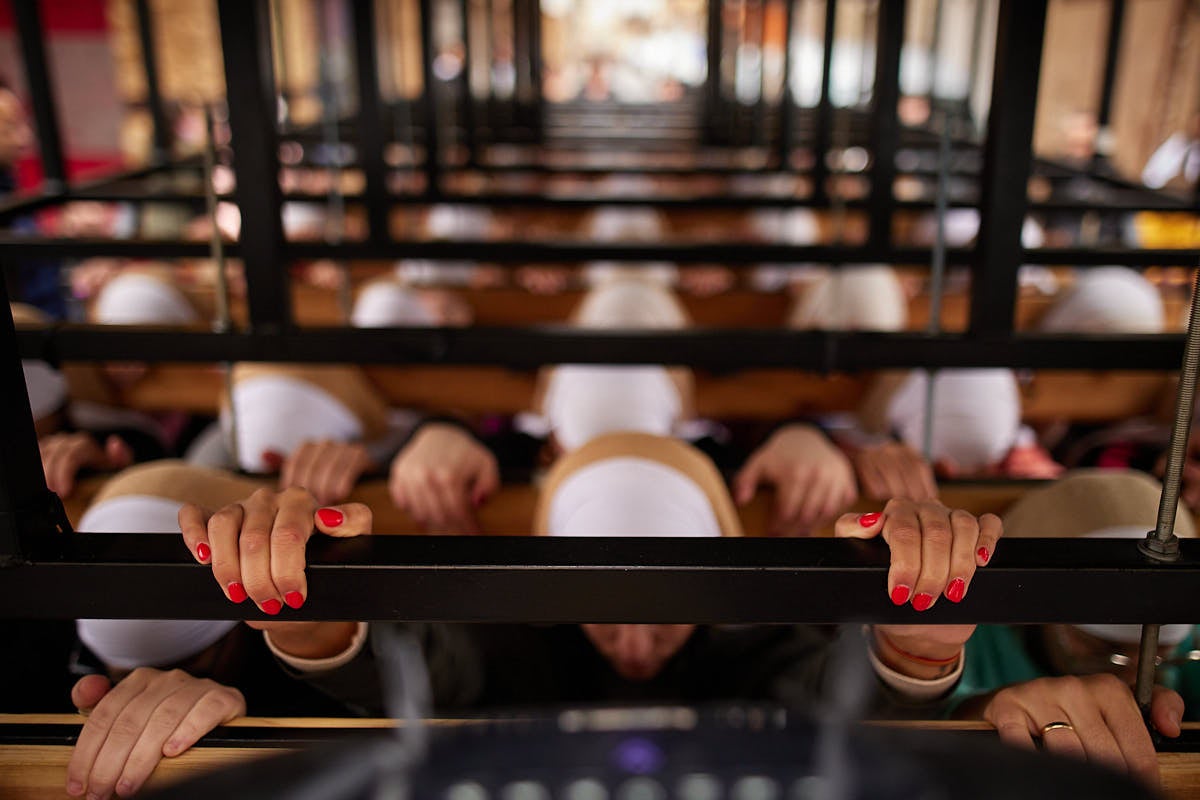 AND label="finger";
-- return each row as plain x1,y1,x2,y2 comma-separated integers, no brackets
205,503,247,602
115,681,212,797
162,685,245,758
911,503,955,611
915,458,939,500
269,488,318,610
855,453,891,501
65,668,154,797
314,502,372,538
1150,686,1185,739
1098,683,1164,785
239,491,284,614
733,457,764,506
874,448,912,500
429,472,479,534
280,441,320,493
103,435,133,470
773,478,809,534
898,450,935,501
797,474,829,529
993,709,1037,752
1040,722,1088,764
833,510,883,540
403,476,437,529
178,504,212,565
470,458,500,507
86,672,190,799
975,513,1002,566
311,443,361,506
71,674,113,713
880,501,922,605
1061,695,1128,776
945,509,981,604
